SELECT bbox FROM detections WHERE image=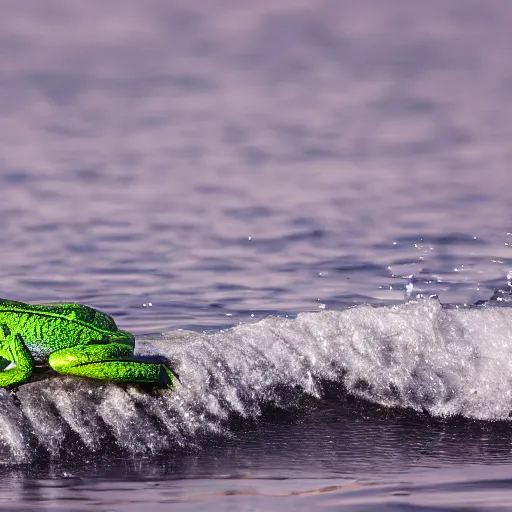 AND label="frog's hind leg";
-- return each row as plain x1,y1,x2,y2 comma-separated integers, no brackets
0,332,34,387
48,343,173,388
